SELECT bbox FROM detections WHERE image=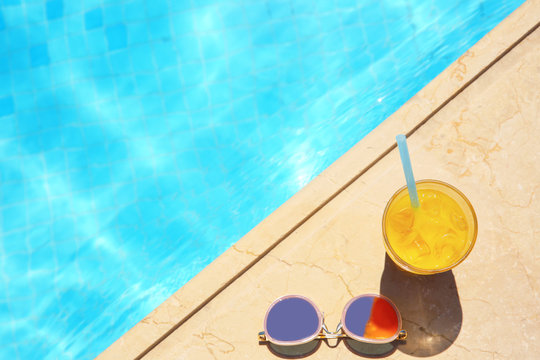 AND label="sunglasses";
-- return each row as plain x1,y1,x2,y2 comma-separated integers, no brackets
258,294,407,346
